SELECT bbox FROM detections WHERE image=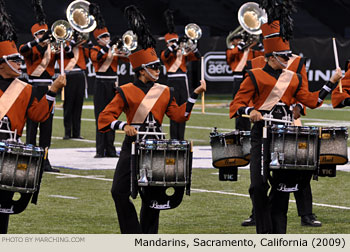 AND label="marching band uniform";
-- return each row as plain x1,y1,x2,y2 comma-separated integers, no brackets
161,32,201,140
241,54,321,227
19,2,61,172
90,26,129,158
98,5,206,233
0,0,65,233
61,36,90,139
230,19,341,233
